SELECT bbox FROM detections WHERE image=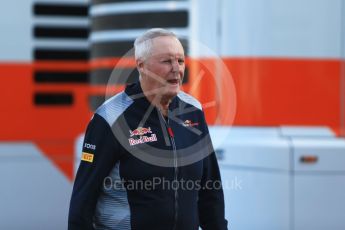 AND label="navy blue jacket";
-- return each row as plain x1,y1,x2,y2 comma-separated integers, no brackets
68,82,228,230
